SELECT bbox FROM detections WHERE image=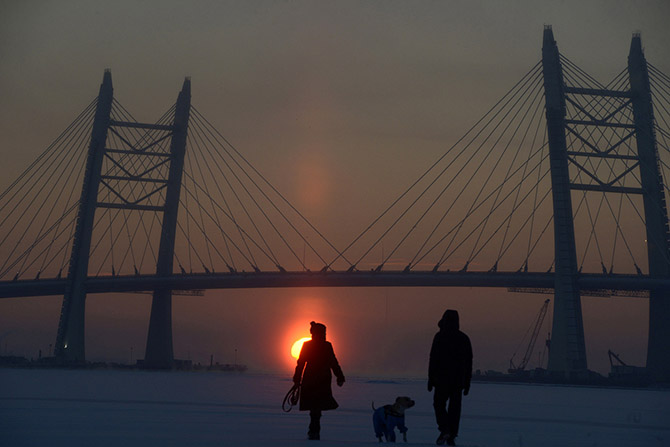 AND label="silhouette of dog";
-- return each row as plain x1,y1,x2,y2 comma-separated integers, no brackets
372,396,415,442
